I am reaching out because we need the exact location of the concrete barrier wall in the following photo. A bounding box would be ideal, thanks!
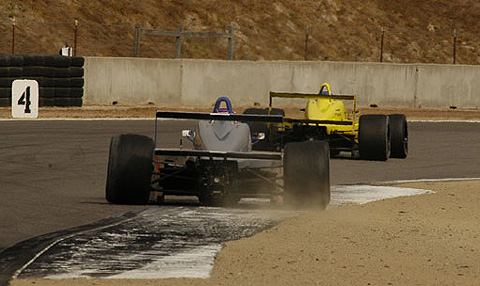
[84,57,182,104]
[84,57,480,109]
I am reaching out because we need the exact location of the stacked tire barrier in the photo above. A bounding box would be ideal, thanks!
[0,54,84,107]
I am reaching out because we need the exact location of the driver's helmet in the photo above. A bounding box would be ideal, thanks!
[213,96,235,113]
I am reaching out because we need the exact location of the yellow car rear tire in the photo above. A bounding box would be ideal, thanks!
[389,114,408,159]
[359,115,391,161]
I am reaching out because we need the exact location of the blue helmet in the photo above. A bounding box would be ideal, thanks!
[213,97,234,113]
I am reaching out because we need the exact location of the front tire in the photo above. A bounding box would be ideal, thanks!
[106,134,154,204]
[284,141,330,209]
[359,115,391,161]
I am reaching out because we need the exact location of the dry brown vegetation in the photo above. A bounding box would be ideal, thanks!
[0,0,479,64]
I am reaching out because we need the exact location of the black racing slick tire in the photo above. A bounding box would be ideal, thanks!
[106,134,154,205]
[70,56,85,67]
[54,68,71,78]
[0,67,10,77]
[54,97,70,107]
[39,87,55,98]
[0,88,11,98]
[8,55,24,66]
[23,54,45,66]
[284,140,330,209]
[0,55,9,67]
[389,114,408,159]
[0,78,13,88]
[69,97,83,107]
[23,66,45,77]
[69,67,84,77]
[359,114,391,161]
[40,98,55,107]
[0,97,10,107]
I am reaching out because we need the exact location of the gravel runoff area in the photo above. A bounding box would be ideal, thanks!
[10,180,480,285]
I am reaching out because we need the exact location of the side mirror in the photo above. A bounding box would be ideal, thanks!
[182,130,195,141]
[252,132,266,141]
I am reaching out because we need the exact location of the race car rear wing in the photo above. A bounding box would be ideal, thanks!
[284,118,353,125]
[269,92,356,110]
[156,111,284,123]
[269,92,356,101]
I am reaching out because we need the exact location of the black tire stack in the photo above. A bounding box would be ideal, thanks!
[0,54,84,107]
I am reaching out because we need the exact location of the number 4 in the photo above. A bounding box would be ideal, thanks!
[17,86,31,114]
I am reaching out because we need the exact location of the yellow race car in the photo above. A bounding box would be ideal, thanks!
[244,83,408,161]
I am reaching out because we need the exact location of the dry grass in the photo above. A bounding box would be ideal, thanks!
[0,1,479,64]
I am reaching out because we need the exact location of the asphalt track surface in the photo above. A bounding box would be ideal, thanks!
[1,120,480,281]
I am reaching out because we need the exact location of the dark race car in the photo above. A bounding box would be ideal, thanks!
[106,97,330,209]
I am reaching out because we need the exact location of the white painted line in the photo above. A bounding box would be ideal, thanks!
[330,185,433,206]
[243,185,434,207]
[106,244,223,279]
[11,216,138,279]
[380,177,480,185]
[409,119,480,123]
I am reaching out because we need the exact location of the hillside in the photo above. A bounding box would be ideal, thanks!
[1,0,479,64]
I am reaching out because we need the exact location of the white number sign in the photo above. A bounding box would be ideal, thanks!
[12,79,39,119]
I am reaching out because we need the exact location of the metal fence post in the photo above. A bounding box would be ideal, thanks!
[175,26,184,59]
[453,29,458,64]
[73,19,78,56]
[227,26,235,60]
[380,27,385,62]
[11,17,16,54]
[304,26,310,60]
[133,24,141,57]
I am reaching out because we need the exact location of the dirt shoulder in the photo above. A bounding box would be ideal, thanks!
[2,105,480,120]
[11,180,480,286]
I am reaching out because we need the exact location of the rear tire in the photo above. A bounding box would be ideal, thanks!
[106,134,154,204]
[359,115,391,161]
[389,114,408,158]
[284,141,330,209]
